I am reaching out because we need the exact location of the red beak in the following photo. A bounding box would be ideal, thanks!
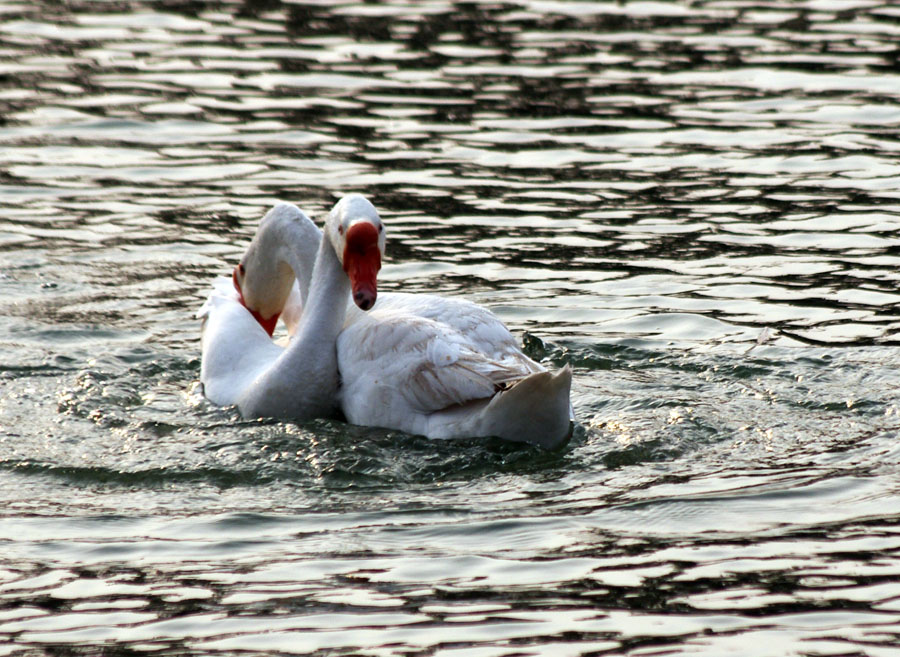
[343,222,381,310]
[232,264,279,336]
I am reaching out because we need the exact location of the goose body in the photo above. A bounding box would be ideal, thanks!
[337,293,572,448]
[199,274,284,407]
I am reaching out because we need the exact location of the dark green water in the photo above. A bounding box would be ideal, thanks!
[2,1,900,654]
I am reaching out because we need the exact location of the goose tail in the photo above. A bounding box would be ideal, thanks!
[479,364,573,449]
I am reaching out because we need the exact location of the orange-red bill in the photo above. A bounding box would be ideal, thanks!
[232,264,279,336]
[343,222,381,310]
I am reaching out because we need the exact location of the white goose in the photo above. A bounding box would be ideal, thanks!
[198,195,383,422]
[200,195,573,449]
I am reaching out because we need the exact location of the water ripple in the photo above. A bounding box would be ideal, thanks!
[2,0,900,654]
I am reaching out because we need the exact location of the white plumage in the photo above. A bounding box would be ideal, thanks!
[200,197,573,449]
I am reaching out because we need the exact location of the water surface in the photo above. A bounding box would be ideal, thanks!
[2,1,900,655]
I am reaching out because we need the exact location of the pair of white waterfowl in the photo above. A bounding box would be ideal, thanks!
[198,195,573,449]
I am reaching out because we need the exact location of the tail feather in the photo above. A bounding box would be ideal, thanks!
[479,364,573,449]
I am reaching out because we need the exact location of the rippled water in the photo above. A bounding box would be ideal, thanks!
[2,0,900,654]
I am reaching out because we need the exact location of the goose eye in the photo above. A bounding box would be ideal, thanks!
[338,225,344,235]
[378,224,383,233]
[238,263,245,275]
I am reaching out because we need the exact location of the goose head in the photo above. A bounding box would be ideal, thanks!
[232,203,320,337]
[325,194,385,311]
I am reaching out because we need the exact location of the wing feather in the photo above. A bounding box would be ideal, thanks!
[338,305,543,419]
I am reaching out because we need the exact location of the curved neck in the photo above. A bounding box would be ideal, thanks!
[294,235,349,345]
[242,204,322,318]
[272,221,321,308]
[237,233,348,421]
